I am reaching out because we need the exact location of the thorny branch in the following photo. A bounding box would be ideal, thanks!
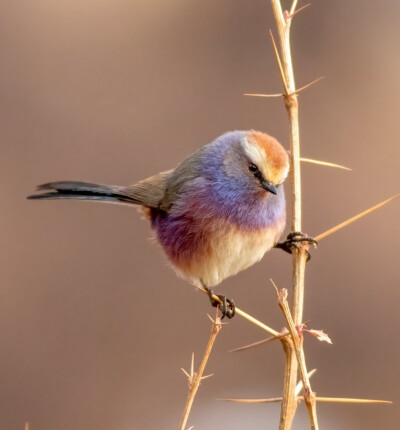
[269,0,315,428]
[273,284,318,430]
[179,312,222,430]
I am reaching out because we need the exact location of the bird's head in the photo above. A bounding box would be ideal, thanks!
[219,130,289,197]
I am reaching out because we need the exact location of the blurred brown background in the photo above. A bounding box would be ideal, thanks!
[1,1,399,429]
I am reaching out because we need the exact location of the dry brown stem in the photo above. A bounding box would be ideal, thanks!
[178,312,222,430]
[254,3,396,429]
[269,0,312,428]
[273,283,318,430]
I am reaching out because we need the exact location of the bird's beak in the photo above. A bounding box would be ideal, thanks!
[261,180,277,195]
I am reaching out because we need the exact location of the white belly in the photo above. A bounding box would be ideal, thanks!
[172,219,285,288]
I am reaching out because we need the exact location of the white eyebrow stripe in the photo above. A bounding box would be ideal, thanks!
[241,136,290,185]
[241,137,266,170]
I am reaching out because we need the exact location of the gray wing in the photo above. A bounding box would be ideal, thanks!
[28,146,208,211]
[121,170,173,208]
[157,147,206,212]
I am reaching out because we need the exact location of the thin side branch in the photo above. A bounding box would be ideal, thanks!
[243,75,322,99]
[289,0,300,16]
[179,312,222,430]
[310,397,392,404]
[229,335,280,352]
[244,92,284,98]
[220,396,392,404]
[195,285,280,337]
[315,194,400,241]
[293,76,324,95]
[289,3,311,18]
[222,397,283,403]
[300,157,352,171]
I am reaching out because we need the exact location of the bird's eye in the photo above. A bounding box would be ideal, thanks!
[248,163,263,181]
[248,163,258,173]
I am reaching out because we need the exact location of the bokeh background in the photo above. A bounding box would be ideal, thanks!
[1,1,399,429]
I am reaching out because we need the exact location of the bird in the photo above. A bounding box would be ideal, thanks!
[28,130,290,318]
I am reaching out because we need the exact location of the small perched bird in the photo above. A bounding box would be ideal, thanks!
[28,130,290,318]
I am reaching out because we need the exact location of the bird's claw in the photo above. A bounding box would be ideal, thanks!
[275,231,317,261]
[204,287,235,319]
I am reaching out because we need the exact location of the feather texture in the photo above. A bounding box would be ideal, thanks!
[27,171,172,209]
[28,130,289,288]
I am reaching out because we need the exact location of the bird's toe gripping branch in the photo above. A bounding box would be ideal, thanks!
[275,231,318,261]
[204,287,236,319]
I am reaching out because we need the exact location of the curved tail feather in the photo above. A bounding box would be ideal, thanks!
[27,181,140,205]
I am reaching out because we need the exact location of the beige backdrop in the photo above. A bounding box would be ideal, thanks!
[1,1,399,429]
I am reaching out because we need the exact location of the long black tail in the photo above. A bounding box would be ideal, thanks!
[27,181,139,205]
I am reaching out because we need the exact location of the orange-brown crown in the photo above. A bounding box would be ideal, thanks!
[242,131,289,185]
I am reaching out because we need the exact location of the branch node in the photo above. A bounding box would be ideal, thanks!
[283,10,291,23]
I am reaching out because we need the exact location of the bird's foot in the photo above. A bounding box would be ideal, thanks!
[275,231,317,261]
[204,287,235,319]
